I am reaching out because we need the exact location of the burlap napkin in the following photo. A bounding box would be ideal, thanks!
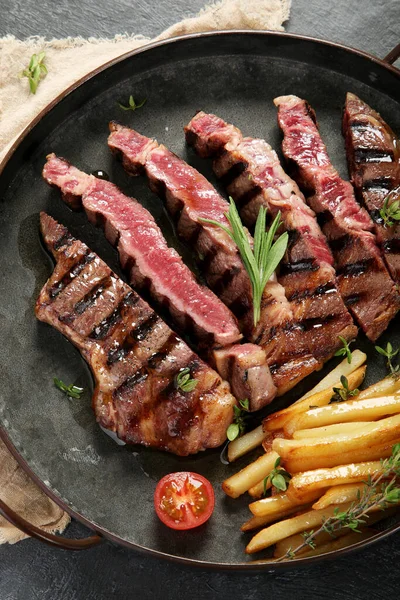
[0,0,290,544]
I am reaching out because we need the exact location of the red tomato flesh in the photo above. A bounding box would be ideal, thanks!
[154,472,215,530]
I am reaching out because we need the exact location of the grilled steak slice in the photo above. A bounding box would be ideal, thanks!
[275,94,400,341]
[108,123,321,395]
[42,154,241,349]
[36,213,236,455]
[185,112,357,361]
[42,154,276,409]
[343,92,400,282]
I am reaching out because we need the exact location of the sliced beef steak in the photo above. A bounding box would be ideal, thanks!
[185,112,357,361]
[275,94,400,341]
[43,154,276,409]
[36,213,236,455]
[108,123,321,395]
[343,92,400,282]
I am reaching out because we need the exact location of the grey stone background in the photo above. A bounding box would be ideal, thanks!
[1,0,400,598]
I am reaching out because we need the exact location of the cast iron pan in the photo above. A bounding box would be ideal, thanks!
[1,31,400,570]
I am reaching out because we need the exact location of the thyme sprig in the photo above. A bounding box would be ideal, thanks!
[375,342,400,376]
[54,378,84,399]
[175,368,198,393]
[118,95,146,111]
[263,456,292,494]
[380,188,400,227]
[200,200,288,326]
[278,443,400,561]
[227,399,250,441]
[330,375,359,403]
[334,336,354,364]
[20,52,47,94]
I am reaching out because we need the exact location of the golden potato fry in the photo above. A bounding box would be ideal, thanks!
[312,483,366,510]
[292,422,370,440]
[284,395,400,436]
[245,503,352,554]
[358,376,400,400]
[227,425,266,462]
[274,415,400,467]
[222,451,279,498]
[262,431,285,452]
[264,366,366,433]
[285,461,382,503]
[241,505,312,532]
[282,439,398,473]
[248,479,269,499]
[249,490,323,518]
[298,529,377,558]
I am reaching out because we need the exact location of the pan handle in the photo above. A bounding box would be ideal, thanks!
[0,497,103,550]
[383,43,400,65]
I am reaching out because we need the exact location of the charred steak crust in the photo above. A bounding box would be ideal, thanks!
[108,123,324,396]
[274,94,400,341]
[36,213,236,456]
[42,154,277,410]
[184,111,357,362]
[343,92,400,283]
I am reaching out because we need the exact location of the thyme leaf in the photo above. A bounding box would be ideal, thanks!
[54,378,84,399]
[175,368,198,393]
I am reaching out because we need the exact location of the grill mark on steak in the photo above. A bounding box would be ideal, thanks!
[49,250,95,299]
[107,314,161,364]
[275,94,400,340]
[184,111,357,369]
[36,213,236,455]
[74,278,110,315]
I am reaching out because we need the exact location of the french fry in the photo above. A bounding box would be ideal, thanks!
[284,395,400,436]
[249,490,323,517]
[262,430,285,452]
[273,415,400,468]
[241,506,312,532]
[248,479,268,499]
[273,509,396,557]
[282,439,399,473]
[285,462,382,503]
[292,422,370,440]
[358,376,400,400]
[297,350,367,401]
[298,529,377,558]
[227,425,266,462]
[246,503,352,554]
[264,366,366,433]
[222,451,279,498]
[312,483,366,510]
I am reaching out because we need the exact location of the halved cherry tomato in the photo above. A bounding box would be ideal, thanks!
[154,472,215,530]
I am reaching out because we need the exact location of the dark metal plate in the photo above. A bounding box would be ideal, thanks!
[1,32,400,569]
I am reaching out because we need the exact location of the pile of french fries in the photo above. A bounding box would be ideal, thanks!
[222,350,400,559]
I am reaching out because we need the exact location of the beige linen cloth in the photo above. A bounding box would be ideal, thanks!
[0,0,290,544]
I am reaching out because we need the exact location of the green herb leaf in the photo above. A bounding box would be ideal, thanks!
[375,342,400,376]
[118,95,147,112]
[227,423,240,441]
[200,200,288,326]
[175,368,198,393]
[380,188,400,227]
[263,457,292,493]
[54,378,84,399]
[20,52,47,94]
[226,398,250,441]
[334,336,354,364]
[330,375,359,403]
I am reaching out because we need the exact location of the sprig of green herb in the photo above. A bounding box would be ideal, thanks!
[175,368,198,393]
[227,399,250,441]
[263,456,292,494]
[380,189,400,227]
[54,378,84,399]
[375,342,400,376]
[118,95,146,111]
[20,52,47,94]
[200,200,288,326]
[330,375,359,403]
[334,336,354,364]
[278,443,400,561]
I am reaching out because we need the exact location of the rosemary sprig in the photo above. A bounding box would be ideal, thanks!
[200,199,288,325]
[330,375,359,403]
[279,443,400,561]
[54,378,84,399]
[375,342,400,376]
[334,336,354,364]
[227,399,250,441]
[20,51,47,94]
[118,95,146,111]
[263,456,292,494]
[175,368,198,393]
[380,188,400,227]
